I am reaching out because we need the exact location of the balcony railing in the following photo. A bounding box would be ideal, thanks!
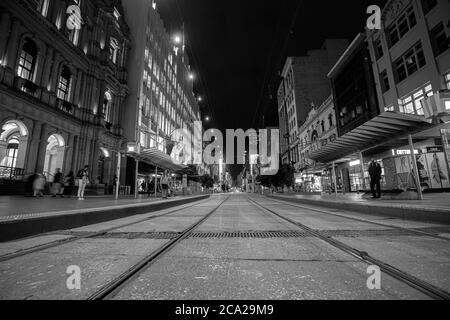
[56,98,75,114]
[0,166,25,180]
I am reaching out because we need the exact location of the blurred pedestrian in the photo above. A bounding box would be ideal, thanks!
[77,165,89,200]
[369,159,382,199]
[63,171,75,198]
[161,170,170,199]
[52,168,63,197]
[33,173,46,197]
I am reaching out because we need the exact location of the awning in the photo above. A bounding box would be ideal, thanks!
[309,112,435,163]
[133,148,187,172]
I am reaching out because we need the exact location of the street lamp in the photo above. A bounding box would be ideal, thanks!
[189,73,195,80]
[197,96,203,102]
[173,34,182,45]
[205,116,210,122]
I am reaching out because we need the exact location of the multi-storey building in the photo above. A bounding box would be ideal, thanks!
[277,39,348,166]
[0,0,130,194]
[308,0,450,194]
[297,95,337,191]
[121,0,201,192]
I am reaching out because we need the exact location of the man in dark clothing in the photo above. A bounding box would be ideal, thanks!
[368,160,382,199]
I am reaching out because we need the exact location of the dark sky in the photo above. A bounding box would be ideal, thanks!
[157,0,387,132]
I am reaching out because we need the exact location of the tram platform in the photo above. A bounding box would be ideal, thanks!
[267,192,450,225]
[0,194,210,242]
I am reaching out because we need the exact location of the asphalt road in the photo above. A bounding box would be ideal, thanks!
[0,194,449,300]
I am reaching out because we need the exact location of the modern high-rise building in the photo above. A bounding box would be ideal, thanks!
[277,39,348,166]
[121,0,201,192]
[0,0,130,194]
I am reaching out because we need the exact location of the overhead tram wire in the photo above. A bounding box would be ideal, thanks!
[172,0,217,127]
[251,0,304,129]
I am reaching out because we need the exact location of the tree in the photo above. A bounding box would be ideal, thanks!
[176,164,199,182]
[199,174,214,189]
[257,163,295,189]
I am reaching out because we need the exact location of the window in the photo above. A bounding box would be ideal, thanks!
[395,42,426,83]
[104,92,112,122]
[421,0,437,14]
[4,138,19,168]
[109,38,120,64]
[385,105,395,112]
[37,0,50,17]
[113,7,121,20]
[380,70,390,92]
[387,6,417,47]
[445,72,450,89]
[57,66,72,101]
[328,114,333,128]
[17,39,37,81]
[430,23,449,57]
[374,39,384,59]
[399,84,433,115]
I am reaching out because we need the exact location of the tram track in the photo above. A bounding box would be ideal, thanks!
[0,197,212,263]
[88,196,230,300]
[265,195,450,241]
[247,196,450,300]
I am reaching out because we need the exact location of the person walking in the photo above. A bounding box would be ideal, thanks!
[33,173,46,197]
[52,168,63,197]
[77,165,89,200]
[63,171,75,198]
[160,170,170,199]
[368,159,382,199]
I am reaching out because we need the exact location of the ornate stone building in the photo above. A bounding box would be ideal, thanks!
[0,0,130,192]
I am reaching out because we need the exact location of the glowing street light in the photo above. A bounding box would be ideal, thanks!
[205,116,210,122]
[173,34,182,45]
[189,73,195,80]
[197,96,203,102]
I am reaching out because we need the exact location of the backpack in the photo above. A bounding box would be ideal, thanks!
[77,169,84,179]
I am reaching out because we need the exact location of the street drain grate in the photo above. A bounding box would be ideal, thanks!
[98,232,180,239]
[188,231,310,239]
[319,229,422,237]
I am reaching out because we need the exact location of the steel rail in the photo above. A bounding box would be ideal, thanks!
[264,195,450,241]
[88,196,230,300]
[0,197,212,263]
[247,196,450,300]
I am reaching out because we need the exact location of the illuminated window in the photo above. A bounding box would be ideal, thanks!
[445,72,450,89]
[37,0,50,17]
[109,38,120,64]
[17,39,37,81]
[4,138,19,168]
[400,84,433,115]
[113,7,121,20]
[57,66,72,101]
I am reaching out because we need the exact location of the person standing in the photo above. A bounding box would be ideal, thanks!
[160,170,170,199]
[368,160,382,199]
[77,165,89,200]
[52,168,63,197]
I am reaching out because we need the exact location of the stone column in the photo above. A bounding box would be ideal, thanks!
[0,12,11,63]
[15,136,29,170]
[73,69,83,107]
[64,133,75,173]
[35,124,49,174]
[25,121,43,173]
[5,18,21,70]
[33,48,47,84]
[49,53,61,92]
[0,140,8,165]
[40,46,54,88]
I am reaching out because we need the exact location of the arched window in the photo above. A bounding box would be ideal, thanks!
[37,0,50,17]
[109,38,120,64]
[103,91,112,123]
[321,120,325,133]
[17,39,38,81]
[328,114,334,128]
[57,66,72,101]
[5,137,19,168]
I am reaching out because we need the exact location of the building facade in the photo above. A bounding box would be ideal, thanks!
[308,0,450,194]
[297,95,337,191]
[277,39,348,166]
[121,0,201,192]
[0,0,130,193]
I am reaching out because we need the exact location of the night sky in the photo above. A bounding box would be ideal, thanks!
[157,0,387,177]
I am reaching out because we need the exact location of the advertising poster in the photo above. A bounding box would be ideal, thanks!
[425,153,450,189]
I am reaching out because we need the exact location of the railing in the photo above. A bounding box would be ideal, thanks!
[0,166,25,180]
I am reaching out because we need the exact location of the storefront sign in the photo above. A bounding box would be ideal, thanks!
[426,146,444,153]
